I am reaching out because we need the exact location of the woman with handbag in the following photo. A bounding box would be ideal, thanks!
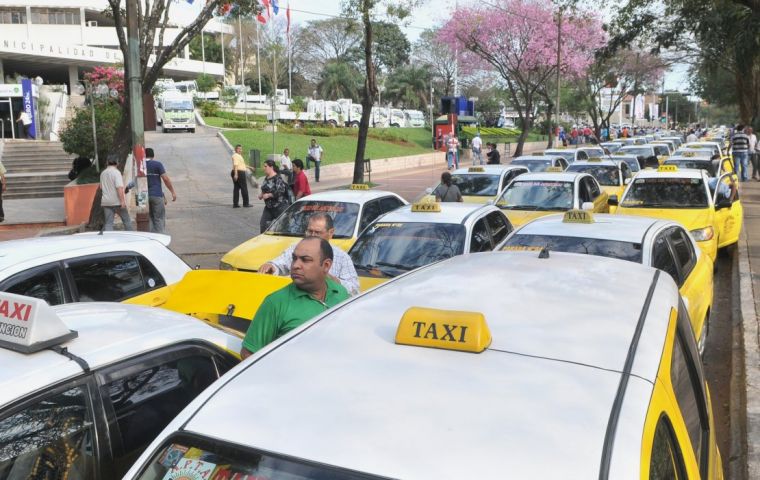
[433,171,463,202]
[258,159,290,233]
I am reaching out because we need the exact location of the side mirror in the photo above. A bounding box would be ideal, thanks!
[624,178,631,185]
[608,195,619,206]
[581,201,595,211]
[716,197,732,209]
[425,187,433,194]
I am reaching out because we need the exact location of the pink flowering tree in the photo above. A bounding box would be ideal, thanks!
[439,1,604,155]
[83,66,125,103]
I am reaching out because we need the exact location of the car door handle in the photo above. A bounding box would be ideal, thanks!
[150,297,166,306]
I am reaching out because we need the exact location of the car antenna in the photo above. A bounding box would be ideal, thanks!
[538,247,550,259]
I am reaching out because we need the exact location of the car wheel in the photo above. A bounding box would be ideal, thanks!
[698,310,710,357]
[189,128,195,134]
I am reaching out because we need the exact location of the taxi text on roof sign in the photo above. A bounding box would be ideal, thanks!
[349,183,370,190]
[395,306,492,353]
[563,209,594,224]
[0,292,77,353]
[546,166,564,172]
[658,165,679,172]
[468,166,485,172]
[411,202,441,213]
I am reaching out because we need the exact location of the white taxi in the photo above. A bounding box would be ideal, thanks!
[349,202,512,290]
[423,165,528,204]
[565,157,633,199]
[124,252,723,479]
[0,232,190,307]
[542,147,588,163]
[510,154,568,172]
[0,292,242,479]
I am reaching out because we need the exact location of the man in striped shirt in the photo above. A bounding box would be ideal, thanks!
[731,125,751,182]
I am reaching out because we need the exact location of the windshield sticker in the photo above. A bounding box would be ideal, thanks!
[516,181,569,188]
[300,204,346,213]
[373,223,404,228]
[502,245,543,251]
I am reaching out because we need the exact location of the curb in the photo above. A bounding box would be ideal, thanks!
[739,229,760,477]
[216,130,235,155]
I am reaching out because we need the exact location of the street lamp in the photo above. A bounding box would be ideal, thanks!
[75,80,119,172]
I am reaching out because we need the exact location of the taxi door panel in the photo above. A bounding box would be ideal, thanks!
[713,173,742,248]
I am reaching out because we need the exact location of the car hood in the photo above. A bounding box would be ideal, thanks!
[221,235,355,271]
[615,207,713,230]
[503,210,559,227]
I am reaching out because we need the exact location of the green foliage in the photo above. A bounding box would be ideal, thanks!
[290,96,306,113]
[223,120,258,129]
[189,34,229,65]
[59,100,122,169]
[351,21,411,74]
[73,165,101,185]
[221,87,238,107]
[385,65,430,110]
[196,73,216,93]
[197,100,219,118]
[318,61,362,99]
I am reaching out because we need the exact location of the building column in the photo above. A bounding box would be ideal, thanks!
[25,6,31,39]
[184,44,190,59]
[68,66,79,95]
[80,7,86,45]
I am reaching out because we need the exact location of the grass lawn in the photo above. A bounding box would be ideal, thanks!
[223,128,434,165]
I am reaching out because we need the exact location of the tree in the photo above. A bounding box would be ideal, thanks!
[385,65,430,109]
[196,73,216,92]
[439,1,602,156]
[189,33,228,65]
[60,100,123,166]
[413,28,456,96]
[351,21,411,75]
[292,18,362,83]
[318,61,362,99]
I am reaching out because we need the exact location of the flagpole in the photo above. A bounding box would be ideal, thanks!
[288,33,292,101]
[201,29,206,74]
[257,21,262,98]
[238,14,247,122]
[220,30,225,85]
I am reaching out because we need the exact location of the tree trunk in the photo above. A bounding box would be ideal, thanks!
[353,0,377,184]
[545,101,554,148]
[514,116,532,157]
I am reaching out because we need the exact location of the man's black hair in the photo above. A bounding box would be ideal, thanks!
[293,159,304,169]
[145,147,154,158]
[301,236,333,263]
[309,212,334,230]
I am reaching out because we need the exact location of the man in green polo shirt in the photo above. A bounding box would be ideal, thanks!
[241,236,350,358]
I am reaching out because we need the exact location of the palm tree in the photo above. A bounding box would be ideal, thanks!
[317,61,361,99]
[385,65,431,110]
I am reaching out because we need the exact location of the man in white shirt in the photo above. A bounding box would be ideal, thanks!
[259,213,360,295]
[748,127,758,180]
[15,111,33,139]
[686,129,698,143]
[471,133,483,165]
[307,138,324,182]
[100,155,133,231]
[447,134,460,170]
[279,147,293,187]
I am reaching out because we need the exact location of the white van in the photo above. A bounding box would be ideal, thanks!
[156,92,196,133]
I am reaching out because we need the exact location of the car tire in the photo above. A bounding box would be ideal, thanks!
[189,128,195,134]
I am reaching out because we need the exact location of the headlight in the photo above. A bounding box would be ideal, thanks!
[690,226,714,242]
[219,261,235,271]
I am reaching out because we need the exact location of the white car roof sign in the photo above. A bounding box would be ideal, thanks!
[0,292,77,353]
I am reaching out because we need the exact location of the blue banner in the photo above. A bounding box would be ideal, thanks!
[21,79,36,139]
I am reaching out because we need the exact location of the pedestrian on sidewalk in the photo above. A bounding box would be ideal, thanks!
[231,144,251,208]
[258,159,290,233]
[471,133,483,165]
[747,127,758,180]
[280,147,293,186]
[145,148,177,234]
[292,159,311,200]
[100,155,133,231]
[15,110,33,139]
[686,129,698,143]
[486,143,501,165]
[731,125,751,181]
[306,138,324,182]
[446,134,460,170]
[0,159,6,222]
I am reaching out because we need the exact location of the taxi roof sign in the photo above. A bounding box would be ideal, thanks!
[395,306,492,353]
[468,166,485,172]
[587,157,603,162]
[349,183,370,190]
[546,166,564,172]
[411,202,441,213]
[532,152,545,156]
[0,292,77,353]
[563,209,594,224]
[658,165,679,172]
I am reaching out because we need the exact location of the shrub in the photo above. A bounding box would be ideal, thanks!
[197,100,219,118]
[223,120,257,129]
[59,100,123,172]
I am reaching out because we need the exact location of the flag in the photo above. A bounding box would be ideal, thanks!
[257,12,267,24]
[286,2,291,34]
[272,0,279,15]
[261,0,271,16]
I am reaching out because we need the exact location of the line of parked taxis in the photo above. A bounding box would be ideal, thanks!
[0,129,741,479]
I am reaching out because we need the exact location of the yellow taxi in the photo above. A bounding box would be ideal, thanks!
[422,165,528,203]
[494,171,609,227]
[499,211,714,351]
[613,165,743,262]
[510,154,568,171]
[124,251,723,480]
[565,157,634,200]
[220,187,407,271]
[349,202,512,291]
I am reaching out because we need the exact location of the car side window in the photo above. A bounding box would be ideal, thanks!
[101,352,226,477]
[1,264,66,306]
[621,163,632,181]
[68,255,145,302]
[669,228,696,279]
[379,196,404,214]
[652,235,681,286]
[137,256,167,291]
[359,200,382,232]
[0,384,96,479]
[587,177,601,199]
[578,179,591,203]
[558,158,568,169]
[485,212,512,245]
[470,218,492,253]
[649,415,687,480]
[577,151,588,160]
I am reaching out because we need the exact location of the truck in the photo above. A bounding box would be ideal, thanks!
[266,99,342,124]
[404,110,425,128]
[155,91,196,133]
[175,80,220,100]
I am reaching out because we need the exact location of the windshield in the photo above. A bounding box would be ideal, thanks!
[653,145,670,156]
[566,165,619,186]
[621,177,708,208]
[267,201,360,238]
[615,157,640,172]
[164,100,193,111]
[675,149,713,158]
[544,151,575,161]
[665,160,717,176]
[621,147,652,157]
[350,222,466,277]
[502,234,642,263]
[496,180,574,210]
[512,159,553,172]
[135,436,378,480]
[602,143,623,153]
[451,174,501,196]
[581,148,605,157]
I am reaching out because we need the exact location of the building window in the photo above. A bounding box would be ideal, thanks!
[0,8,26,24]
[31,8,80,25]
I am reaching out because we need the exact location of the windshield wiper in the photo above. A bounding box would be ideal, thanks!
[267,232,304,237]
[353,264,392,277]
[375,261,414,271]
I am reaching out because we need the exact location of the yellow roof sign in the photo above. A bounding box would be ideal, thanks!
[468,166,485,172]
[349,183,370,190]
[587,157,603,162]
[683,152,696,157]
[563,209,594,224]
[411,202,441,212]
[395,306,492,353]
[546,166,564,172]
[532,152,545,156]
[658,165,679,172]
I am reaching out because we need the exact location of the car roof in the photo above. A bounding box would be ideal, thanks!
[544,148,576,153]
[378,203,497,224]
[0,302,240,409]
[568,159,619,167]
[451,165,524,175]
[511,172,583,182]
[620,145,654,150]
[634,169,706,179]
[0,232,171,272]
[173,252,678,479]
[512,156,557,162]
[513,213,674,243]
[300,189,403,203]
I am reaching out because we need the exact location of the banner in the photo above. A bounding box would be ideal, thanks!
[21,78,36,139]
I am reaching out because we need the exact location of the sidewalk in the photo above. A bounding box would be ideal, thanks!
[739,180,760,478]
